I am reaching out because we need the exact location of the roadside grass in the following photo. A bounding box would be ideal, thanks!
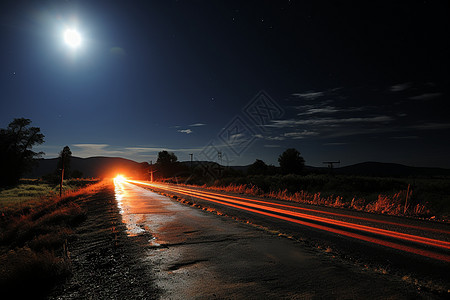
[0,180,102,299]
[195,174,450,220]
[0,180,54,207]
[0,178,100,218]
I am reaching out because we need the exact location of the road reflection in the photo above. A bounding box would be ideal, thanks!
[114,177,145,236]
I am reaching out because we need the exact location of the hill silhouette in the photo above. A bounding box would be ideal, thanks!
[26,157,450,179]
[333,162,450,177]
[27,156,146,179]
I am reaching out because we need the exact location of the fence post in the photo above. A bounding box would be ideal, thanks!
[403,184,411,214]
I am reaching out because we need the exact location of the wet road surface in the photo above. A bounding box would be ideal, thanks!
[114,179,436,299]
[130,181,450,263]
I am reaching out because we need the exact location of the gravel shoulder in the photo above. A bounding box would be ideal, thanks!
[49,180,159,299]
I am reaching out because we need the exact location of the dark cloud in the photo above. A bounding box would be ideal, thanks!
[409,93,442,101]
[390,83,411,92]
[291,91,325,100]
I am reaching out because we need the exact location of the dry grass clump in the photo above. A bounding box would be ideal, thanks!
[185,173,449,219]
[1,202,85,249]
[202,182,430,218]
[0,181,102,298]
[0,178,99,219]
[205,183,264,196]
[0,247,71,298]
[364,189,427,216]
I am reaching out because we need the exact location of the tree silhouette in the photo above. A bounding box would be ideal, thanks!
[57,146,72,179]
[278,148,305,175]
[247,159,268,175]
[155,150,179,178]
[0,118,44,186]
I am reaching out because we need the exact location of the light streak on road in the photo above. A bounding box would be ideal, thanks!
[155,182,449,234]
[126,179,450,262]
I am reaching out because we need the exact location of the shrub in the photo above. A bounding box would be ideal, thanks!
[0,247,71,298]
[0,182,100,297]
[197,174,437,218]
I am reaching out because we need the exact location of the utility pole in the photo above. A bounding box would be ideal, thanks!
[189,153,193,169]
[149,160,157,182]
[150,160,153,182]
[217,151,223,165]
[59,160,64,197]
[323,160,340,170]
[217,151,223,177]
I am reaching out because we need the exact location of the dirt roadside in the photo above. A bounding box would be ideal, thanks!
[49,180,158,299]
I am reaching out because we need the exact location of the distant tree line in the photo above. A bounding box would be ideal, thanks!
[149,148,306,183]
[247,148,305,176]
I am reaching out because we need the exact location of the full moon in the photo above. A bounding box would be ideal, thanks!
[64,29,81,48]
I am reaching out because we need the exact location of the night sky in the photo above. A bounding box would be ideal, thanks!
[1,1,449,168]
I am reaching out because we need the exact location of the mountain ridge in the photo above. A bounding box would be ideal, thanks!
[26,157,450,179]
[26,156,146,178]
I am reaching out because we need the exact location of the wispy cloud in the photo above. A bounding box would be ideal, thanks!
[268,116,393,128]
[189,123,207,127]
[390,136,419,139]
[225,133,250,146]
[125,146,202,153]
[174,123,206,134]
[411,123,450,130]
[255,134,285,141]
[124,147,163,153]
[323,142,348,146]
[291,91,324,100]
[178,129,193,134]
[72,144,126,157]
[255,130,319,141]
[290,87,343,101]
[283,130,319,139]
[254,84,450,148]
[409,93,442,101]
[296,105,364,116]
[73,144,202,158]
[390,82,411,92]
[297,106,338,115]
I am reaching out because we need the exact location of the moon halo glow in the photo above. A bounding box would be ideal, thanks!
[64,29,81,48]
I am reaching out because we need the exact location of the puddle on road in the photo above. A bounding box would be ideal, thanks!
[114,180,146,236]
[114,179,178,245]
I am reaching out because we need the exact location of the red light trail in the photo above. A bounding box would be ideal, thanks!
[126,179,450,262]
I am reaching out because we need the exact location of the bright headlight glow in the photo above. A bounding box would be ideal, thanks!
[64,29,81,48]
[114,175,126,183]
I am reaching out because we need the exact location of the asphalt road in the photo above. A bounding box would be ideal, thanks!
[135,181,450,261]
[115,179,449,299]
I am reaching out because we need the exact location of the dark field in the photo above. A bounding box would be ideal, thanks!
[200,174,450,221]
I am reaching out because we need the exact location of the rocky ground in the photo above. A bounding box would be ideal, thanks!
[49,181,159,299]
